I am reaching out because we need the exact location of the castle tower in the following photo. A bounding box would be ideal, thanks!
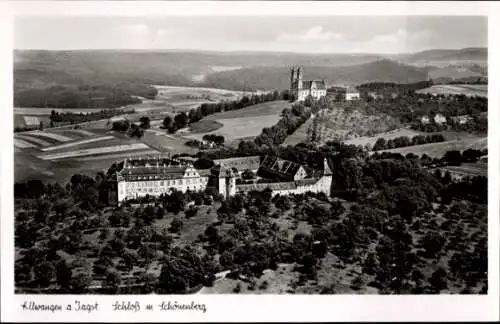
[323,157,333,176]
[322,157,333,197]
[297,66,303,90]
[218,165,236,199]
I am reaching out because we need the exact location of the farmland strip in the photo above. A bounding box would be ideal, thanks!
[16,134,52,147]
[41,136,115,152]
[14,139,36,149]
[23,116,41,126]
[38,143,151,160]
[28,130,73,142]
[76,149,159,161]
[69,129,96,137]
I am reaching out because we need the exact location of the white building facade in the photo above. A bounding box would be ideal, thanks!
[116,156,333,204]
[290,67,327,101]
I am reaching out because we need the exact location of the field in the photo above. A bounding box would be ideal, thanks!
[13,84,255,182]
[416,84,487,98]
[152,85,250,114]
[345,128,423,147]
[185,101,291,145]
[376,136,487,158]
[13,127,162,183]
[282,117,314,146]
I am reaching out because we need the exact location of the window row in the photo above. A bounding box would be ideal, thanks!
[125,178,207,188]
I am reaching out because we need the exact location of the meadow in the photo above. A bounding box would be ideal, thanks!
[344,128,423,147]
[416,84,487,98]
[376,136,487,158]
[185,101,292,145]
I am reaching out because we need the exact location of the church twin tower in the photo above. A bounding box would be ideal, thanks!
[290,66,304,91]
[289,66,327,101]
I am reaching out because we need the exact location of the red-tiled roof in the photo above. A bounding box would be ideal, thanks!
[236,182,297,192]
[213,156,261,171]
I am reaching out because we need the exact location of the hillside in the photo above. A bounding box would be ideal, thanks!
[202,60,429,91]
[14,49,487,98]
[393,47,487,64]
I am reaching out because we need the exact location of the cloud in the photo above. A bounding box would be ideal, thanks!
[115,24,150,36]
[277,26,343,42]
[156,28,173,38]
[353,28,434,53]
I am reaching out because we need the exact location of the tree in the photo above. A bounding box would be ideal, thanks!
[363,252,380,275]
[162,116,173,129]
[34,261,56,287]
[185,206,198,219]
[55,260,72,289]
[169,218,184,233]
[373,138,387,151]
[241,169,255,181]
[70,271,92,293]
[204,225,219,244]
[139,116,151,129]
[429,267,448,293]
[194,157,214,170]
[106,269,122,293]
[214,135,225,146]
[174,112,188,130]
[442,150,462,166]
[99,228,110,241]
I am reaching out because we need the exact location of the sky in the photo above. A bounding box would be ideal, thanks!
[14,16,487,54]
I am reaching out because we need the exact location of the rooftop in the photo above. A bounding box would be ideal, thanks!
[213,156,261,172]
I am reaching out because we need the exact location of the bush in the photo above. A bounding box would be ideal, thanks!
[169,218,184,233]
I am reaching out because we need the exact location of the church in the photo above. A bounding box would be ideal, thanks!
[290,66,327,101]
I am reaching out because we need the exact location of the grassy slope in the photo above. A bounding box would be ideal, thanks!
[377,136,487,158]
[416,84,487,98]
[185,101,292,143]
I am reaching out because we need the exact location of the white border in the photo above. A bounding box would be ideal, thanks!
[1,1,499,322]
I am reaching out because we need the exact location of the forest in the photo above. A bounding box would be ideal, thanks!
[14,139,487,294]
[15,82,157,109]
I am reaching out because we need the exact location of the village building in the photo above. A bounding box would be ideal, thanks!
[450,114,473,125]
[345,87,360,101]
[421,116,431,124]
[290,67,327,101]
[116,154,333,203]
[434,113,447,125]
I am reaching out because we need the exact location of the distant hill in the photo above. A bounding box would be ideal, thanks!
[200,59,430,91]
[14,48,486,95]
[392,47,487,64]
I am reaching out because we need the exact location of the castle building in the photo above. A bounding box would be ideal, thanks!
[290,67,327,101]
[116,155,333,204]
[345,87,360,101]
[116,156,211,203]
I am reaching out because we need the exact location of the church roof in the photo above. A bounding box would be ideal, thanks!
[302,80,327,90]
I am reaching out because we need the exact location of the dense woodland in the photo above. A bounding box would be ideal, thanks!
[14,140,487,294]
[15,83,157,109]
